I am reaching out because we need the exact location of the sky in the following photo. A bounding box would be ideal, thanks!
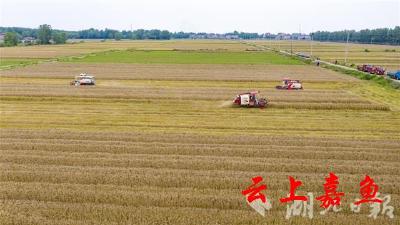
[0,0,399,33]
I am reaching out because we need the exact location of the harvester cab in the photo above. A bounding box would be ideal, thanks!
[71,73,96,86]
[232,91,268,108]
[276,78,303,90]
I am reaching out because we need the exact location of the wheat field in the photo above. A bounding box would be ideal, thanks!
[1,40,399,225]
[248,40,400,71]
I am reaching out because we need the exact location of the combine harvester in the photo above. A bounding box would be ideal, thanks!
[276,78,303,90]
[70,73,96,86]
[232,91,268,108]
[357,64,385,75]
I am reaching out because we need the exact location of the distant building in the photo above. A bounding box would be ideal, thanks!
[225,34,239,39]
[0,33,5,43]
[275,33,311,40]
[275,33,291,40]
[291,33,311,40]
[262,33,276,39]
[22,37,37,45]
[190,34,207,39]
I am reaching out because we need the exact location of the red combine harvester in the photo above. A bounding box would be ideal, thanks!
[373,67,385,75]
[232,91,268,108]
[357,65,385,75]
[276,78,303,90]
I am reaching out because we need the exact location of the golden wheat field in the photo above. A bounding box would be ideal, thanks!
[249,40,400,71]
[0,40,399,225]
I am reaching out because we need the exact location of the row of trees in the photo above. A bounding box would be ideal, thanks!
[2,25,399,45]
[76,28,172,40]
[1,24,67,46]
[76,29,264,40]
[312,27,400,45]
[0,26,273,41]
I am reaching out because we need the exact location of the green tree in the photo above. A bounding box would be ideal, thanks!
[4,32,19,46]
[114,32,122,40]
[38,24,52,44]
[53,32,67,44]
[160,30,171,40]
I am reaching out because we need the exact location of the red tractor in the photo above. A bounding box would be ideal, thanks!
[373,66,385,75]
[357,65,385,75]
[232,91,268,108]
[357,64,374,73]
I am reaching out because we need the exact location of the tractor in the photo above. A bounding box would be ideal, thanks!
[70,73,96,86]
[357,64,385,75]
[232,91,268,108]
[276,78,303,90]
[373,66,385,75]
[357,64,374,73]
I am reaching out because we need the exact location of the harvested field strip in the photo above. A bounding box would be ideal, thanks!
[0,82,368,96]
[1,153,399,176]
[1,182,246,210]
[3,137,399,151]
[2,129,399,148]
[0,77,354,90]
[2,199,394,225]
[2,91,373,104]
[2,98,397,135]
[1,182,398,213]
[2,165,399,195]
[0,199,265,225]
[0,63,358,82]
[2,142,399,159]
[0,147,399,163]
[0,87,367,101]
[1,91,383,109]
[2,114,398,136]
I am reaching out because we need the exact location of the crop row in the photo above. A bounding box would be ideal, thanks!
[0,62,357,82]
[4,198,389,225]
[2,129,399,149]
[1,140,399,161]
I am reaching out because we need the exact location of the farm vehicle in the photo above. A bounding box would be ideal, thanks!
[387,70,400,80]
[70,73,96,86]
[276,78,303,90]
[232,91,268,108]
[357,65,385,75]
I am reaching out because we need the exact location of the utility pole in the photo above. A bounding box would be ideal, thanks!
[291,36,293,55]
[310,32,313,57]
[268,34,272,50]
[278,38,281,52]
[344,31,350,64]
[130,24,133,39]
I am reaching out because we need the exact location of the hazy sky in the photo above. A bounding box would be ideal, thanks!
[0,0,399,33]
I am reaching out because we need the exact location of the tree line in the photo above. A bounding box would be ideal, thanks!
[1,25,399,46]
[312,27,400,45]
[1,24,67,46]
[0,26,266,41]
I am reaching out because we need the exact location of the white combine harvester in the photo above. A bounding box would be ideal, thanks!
[232,91,268,108]
[70,73,96,86]
[275,78,303,90]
